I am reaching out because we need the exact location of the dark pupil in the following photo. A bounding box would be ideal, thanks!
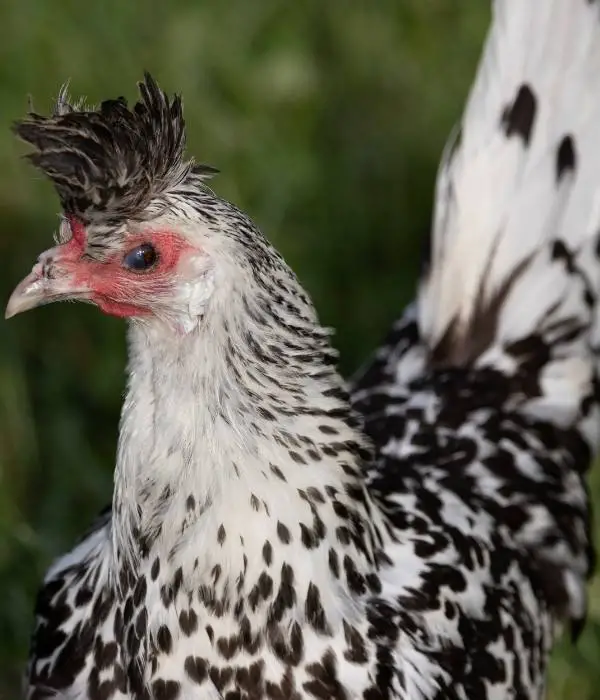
[124,244,157,271]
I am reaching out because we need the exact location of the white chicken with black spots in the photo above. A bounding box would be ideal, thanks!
[6,1,600,698]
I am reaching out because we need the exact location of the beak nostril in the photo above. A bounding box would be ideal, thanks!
[5,253,90,320]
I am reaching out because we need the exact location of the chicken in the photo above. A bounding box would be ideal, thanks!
[5,1,599,699]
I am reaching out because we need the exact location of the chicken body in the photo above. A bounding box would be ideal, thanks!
[10,2,600,699]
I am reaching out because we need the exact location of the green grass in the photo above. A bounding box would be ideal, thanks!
[0,2,598,696]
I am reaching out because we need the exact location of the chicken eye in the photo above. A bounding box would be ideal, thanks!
[123,243,158,271]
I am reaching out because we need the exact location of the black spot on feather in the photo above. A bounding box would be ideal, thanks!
[501,84,537,145]
[556,135,576,182]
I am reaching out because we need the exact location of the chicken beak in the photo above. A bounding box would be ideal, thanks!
[5,252,89,319]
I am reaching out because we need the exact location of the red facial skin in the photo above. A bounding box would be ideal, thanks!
[63,217,193,318]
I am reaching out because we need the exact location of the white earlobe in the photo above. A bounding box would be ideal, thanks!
[177,254,215,333]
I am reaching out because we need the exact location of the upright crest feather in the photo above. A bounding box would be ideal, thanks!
[13,73,215,226]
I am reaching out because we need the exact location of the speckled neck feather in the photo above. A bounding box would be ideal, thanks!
[113,260,388,607]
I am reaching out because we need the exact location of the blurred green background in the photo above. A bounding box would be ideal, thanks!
[0,1,599,697]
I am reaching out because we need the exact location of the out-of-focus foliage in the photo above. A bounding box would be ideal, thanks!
[0,2,598,697]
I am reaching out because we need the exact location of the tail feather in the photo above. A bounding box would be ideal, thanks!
[418,0,600,629]
[352,0,600,637]
[420,0,600,439]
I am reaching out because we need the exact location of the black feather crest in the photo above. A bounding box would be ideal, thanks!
[13,72,216,226]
